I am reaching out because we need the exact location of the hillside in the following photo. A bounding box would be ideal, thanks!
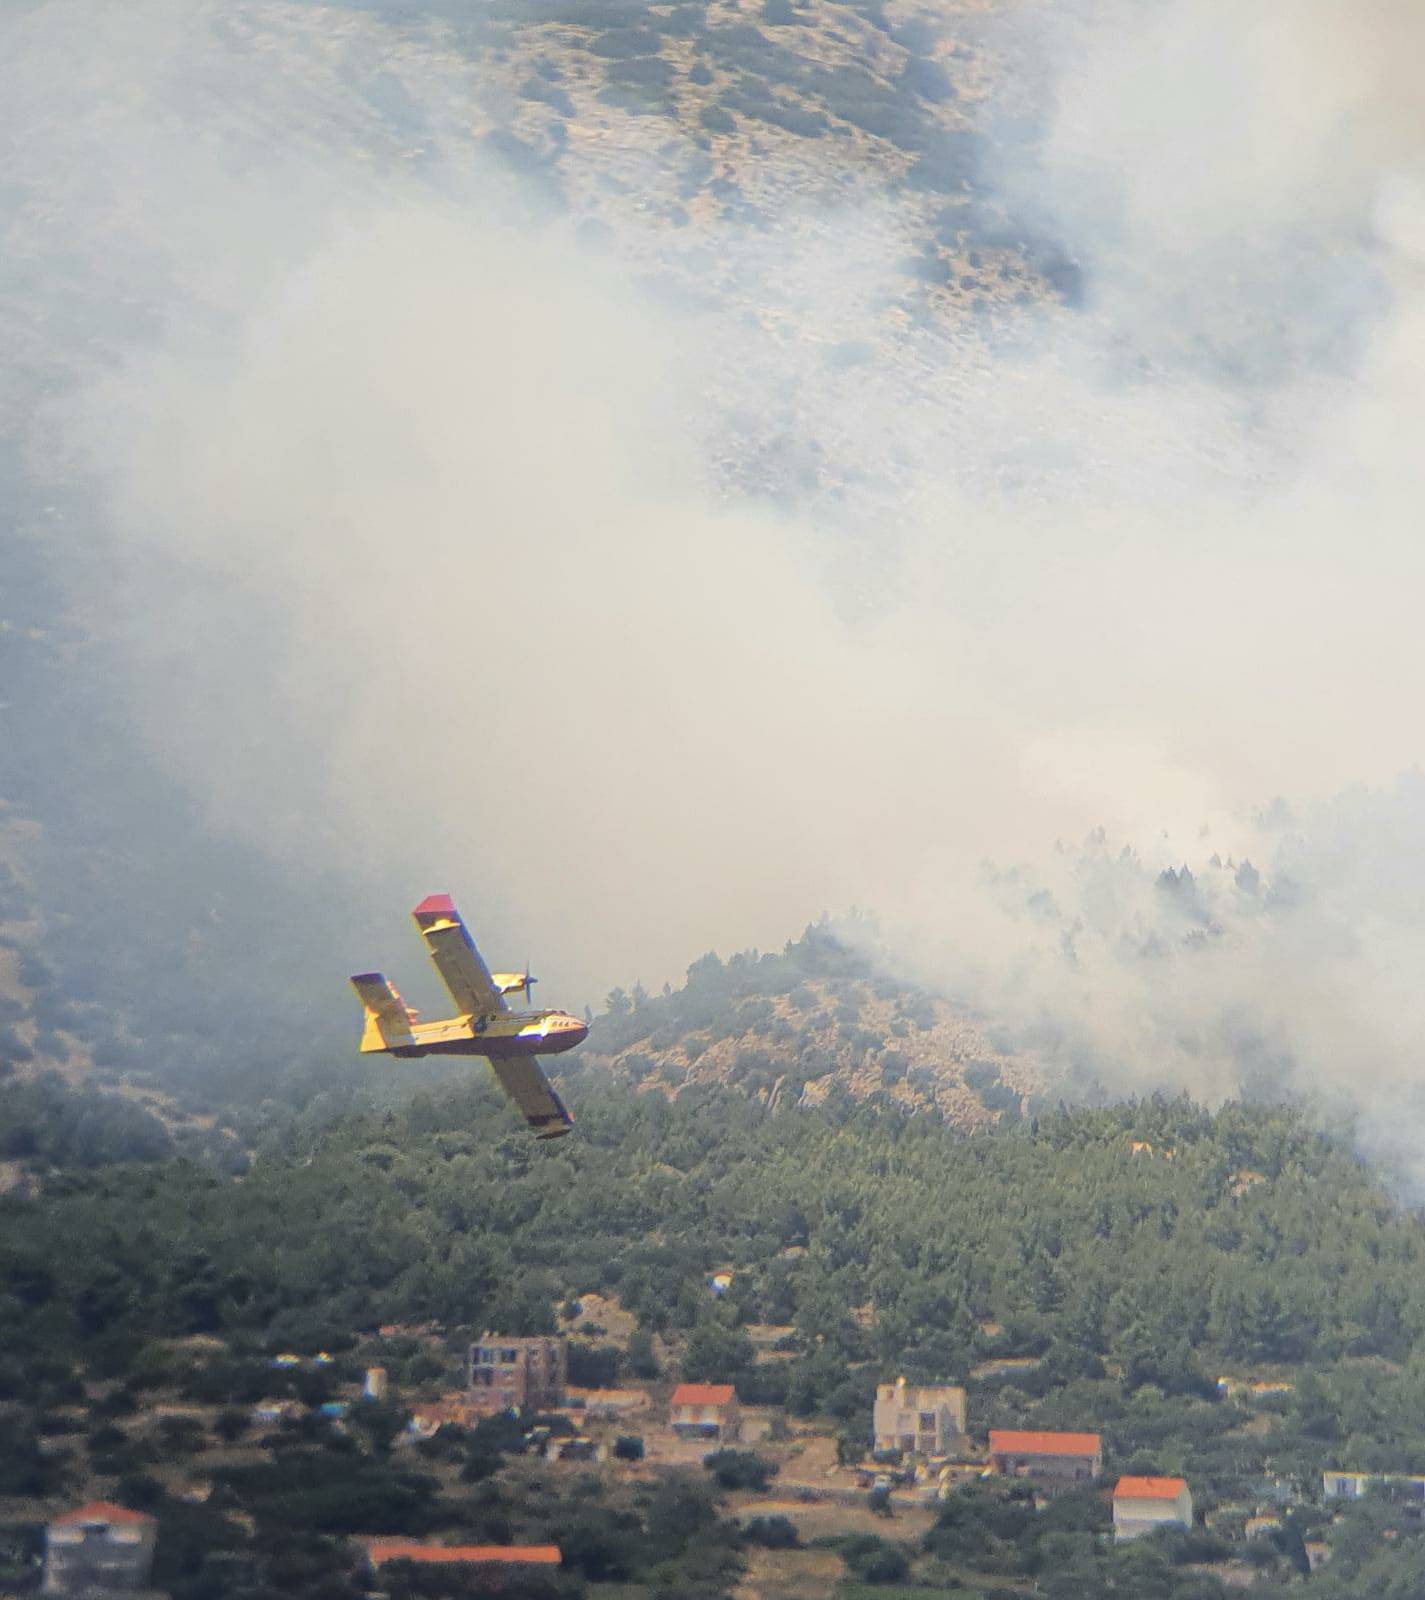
[7,1082,1425,1595]
[578,922,1042,1128]
[324,0,1078,514]
[6,3,1425,1596]
[446,0,1071,309]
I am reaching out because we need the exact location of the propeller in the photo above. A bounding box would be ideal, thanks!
[523,963,538,1008]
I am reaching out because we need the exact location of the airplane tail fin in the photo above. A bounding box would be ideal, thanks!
[351,972,418,1053]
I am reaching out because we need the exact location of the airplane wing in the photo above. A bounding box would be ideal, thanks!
[412,895,506,1020]
[490,1057,575,1140]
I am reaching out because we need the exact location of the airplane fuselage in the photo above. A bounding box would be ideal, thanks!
[383,1008,588,1060]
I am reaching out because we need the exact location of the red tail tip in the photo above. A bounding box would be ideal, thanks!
[412,893,457,918]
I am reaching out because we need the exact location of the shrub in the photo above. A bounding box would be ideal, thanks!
[518,77,575,116]
[906,133,980,193]
[703,1448,778,1491]
[568,1343,621,1388]
[737,1364,791,1407]
[859,1542,911,1582]
[597,82,671,115]
[482,129,551,179]
[156,1416,207,1454]
[127,1342,178,1391]
[901,54,956,102]
[841,1532,910,1582]
[589,27,662,57]
[213,1407,249,1444]
[606,56,676,89]
[744,1513,799,1547]
[114,1472,164,1511]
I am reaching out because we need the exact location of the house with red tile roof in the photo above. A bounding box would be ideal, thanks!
[987,1430,1102,1490]
[46,1502,159,1595]
[1113,1476,1193,1541]
[363,1541,562,1570]
[668,1382,741,1442]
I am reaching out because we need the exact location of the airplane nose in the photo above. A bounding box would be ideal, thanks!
[540,1015,587,1051]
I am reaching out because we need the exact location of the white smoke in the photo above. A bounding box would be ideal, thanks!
[6,0,1425,1142]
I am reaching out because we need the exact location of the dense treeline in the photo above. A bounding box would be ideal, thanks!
[0,1073,174,1168]
[7,1082,1425,1495]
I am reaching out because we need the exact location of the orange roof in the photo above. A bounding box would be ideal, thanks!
[365,1542,560,1567]
[1115,1476,1188,1499]
[53,1502,155,1528]
[670,1383,736,1407]
[988,1430,1101,1457]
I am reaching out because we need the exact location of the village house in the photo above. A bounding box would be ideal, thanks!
[1323,1469,1374,1500]
[873,1377,968,1457]
[362,1542,561,1585]
[1323,1470,1425,1511]
[465,1334,567,1413]
[1113,1476,1194,1542]
[44,1502,160,1596]
[668,1382,741,1442]
[988,1430,1102,1489]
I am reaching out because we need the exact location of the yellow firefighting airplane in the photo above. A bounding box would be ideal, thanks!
[350,895,582,1139]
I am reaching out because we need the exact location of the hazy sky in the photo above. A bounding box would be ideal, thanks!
[6,0,1425,1136]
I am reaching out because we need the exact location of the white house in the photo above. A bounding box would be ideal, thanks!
[668,1383,740,1442]
[1113,1476,1193,1542]
[45,1503,158,1594]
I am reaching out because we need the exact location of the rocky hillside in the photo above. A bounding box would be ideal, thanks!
[451,0,1069,305]
[576,921,1042,1127]
[232,0,1078,516]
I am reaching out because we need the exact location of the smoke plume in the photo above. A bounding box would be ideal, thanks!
[5,0,1425,1139]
